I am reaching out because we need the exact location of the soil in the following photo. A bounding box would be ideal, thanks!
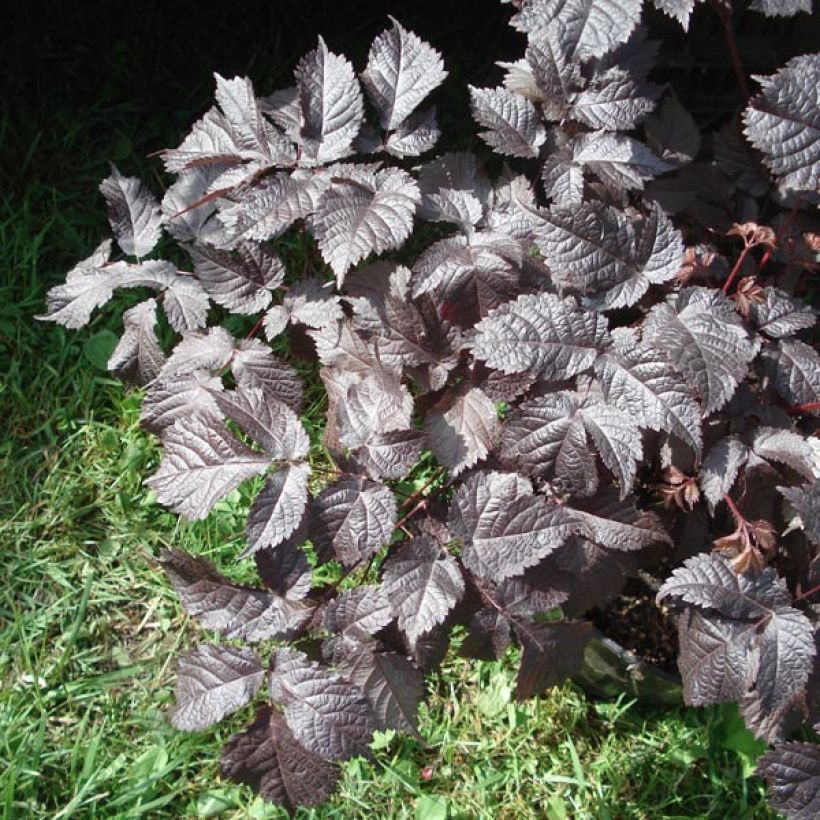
[590,577,680,676]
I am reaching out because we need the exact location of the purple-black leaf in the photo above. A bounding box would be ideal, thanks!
[244,463,311,556]
[380,536,464,647]
[470,292,610,380]
[107,298,165,385]
[270,648,375,761]
[362,17,447,132]
[171,644,265,731]
[220,706,340,812]
[514,620,593,700]
[99,166,163,258]
[426,385,500,476]
[309,477,397,568]
[449,471,572,582]
[744,54,820,193]
[757,741,820,820]
[145,415,270,520]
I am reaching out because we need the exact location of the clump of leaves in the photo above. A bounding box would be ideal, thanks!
[39,1,820,816]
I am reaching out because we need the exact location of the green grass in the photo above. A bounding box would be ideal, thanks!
[0,4,778,816]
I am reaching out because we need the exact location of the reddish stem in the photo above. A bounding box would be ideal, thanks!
[757,198,805,274]
[722,493,745,527]
[788,401,820,415]
[712,0,750,101]
[723,243,753,294]
[796,583,820,602]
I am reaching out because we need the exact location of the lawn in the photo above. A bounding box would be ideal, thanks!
[0,1,781,817]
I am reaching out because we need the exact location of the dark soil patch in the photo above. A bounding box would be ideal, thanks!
[590,577,680,676]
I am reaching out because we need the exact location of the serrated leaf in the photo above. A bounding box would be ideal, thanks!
[255,539,313,600]
[384,106,441,157]
[309,477,397,567]
[449,471,572,582]
[595,344,702,455]
[355,429,425,481]
[572,67,655,131]
[107,298,165,385]
[331,644,425,738]
[426,385,499,476]
[514,620,593,699]
[362,17,447,131]
[534,201,682,310]
[658,552,791,618]
[171,644,265,731]
[161,167,224,244]
[324,586,393,642]
[644,286,758,414]
[568,490,671,552]
[470,292,609,379]
[750,0,813,15]
[336,367,413,450]
[743,54,820,193]
[218,170,327,247]
[145,415,270,520]
[763,338,820,412]
[141,371,224,435]
[244,464,311,557]
[511,0,642,62]
[751,427,817,480]
[190,243,284,315]
[159,548,312,642]
[99,166,162,258]
[469,86,546,158]
[270,649,375,761]
[220,706,340,811]
[381,536,464,646]
[757,741,820,820]
[161,274,210,333]
[232,340,304,414]
[310,167,419,284]
[282,278,343,329]
[501,392,642,497]
[652,1,698,29]
[751,288,816,338]
[296,37,364,165]
[572,131,671,194]
[208,386,309,460]
[160,548,270,631]
[644,90,700,162]
[159,326,235,379]
[780,481,820,546]
[756,606,815,713]
[699,435,750,510]
[677,609,760,706]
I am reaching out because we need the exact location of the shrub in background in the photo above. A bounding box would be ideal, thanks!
[38,1,820,815]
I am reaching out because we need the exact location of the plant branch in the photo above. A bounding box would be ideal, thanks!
[722,243,753,294]
[711,0,750,101]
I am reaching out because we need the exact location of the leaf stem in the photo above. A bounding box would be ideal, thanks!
[711,0,750,101]
[722,243,752,294]
[788,400,820,415]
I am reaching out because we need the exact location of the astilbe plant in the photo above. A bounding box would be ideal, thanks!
[38,1,820,815]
